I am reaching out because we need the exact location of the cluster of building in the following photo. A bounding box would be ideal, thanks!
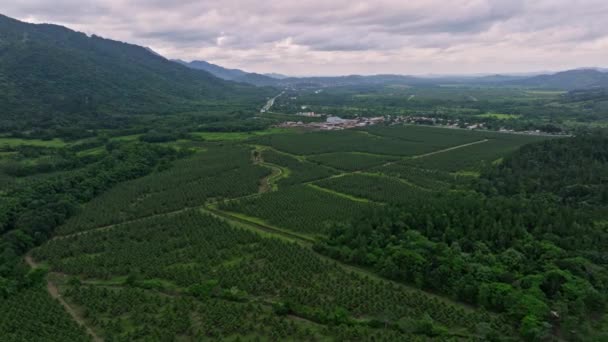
[295,112,323,117]
[277,113,567,136]
[278,116,385,131]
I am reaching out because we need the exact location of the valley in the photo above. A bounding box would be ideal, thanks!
[0,11,607,342]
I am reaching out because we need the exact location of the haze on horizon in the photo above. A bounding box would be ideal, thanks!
[4,0,608,76]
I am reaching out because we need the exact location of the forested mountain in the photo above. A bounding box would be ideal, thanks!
[0,14,273,131]
[177,55,608,91]
[508,69,608,90]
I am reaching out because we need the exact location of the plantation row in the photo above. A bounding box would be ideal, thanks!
[252,130,445,156]
[374,163,470,191]
[260,148,336,186]
[362,125,485,146]
[219,185,376,236]
[0,286,90,341]
[306,152,397,172]
[32,210,511,339]
[57,145,269,235]
[403,138,541,173]
[314,173,429,206]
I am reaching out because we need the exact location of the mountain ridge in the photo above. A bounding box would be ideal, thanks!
[0,14,273,130]
[177,57,608,90]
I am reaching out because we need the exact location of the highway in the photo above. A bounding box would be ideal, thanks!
[260,91,284,113]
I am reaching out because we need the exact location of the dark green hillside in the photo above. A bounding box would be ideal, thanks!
[510,69,608,90]
[0,14,274,131]
[479,133,608,206]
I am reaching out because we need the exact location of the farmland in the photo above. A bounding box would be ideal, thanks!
[3,10,608,341]
[6,124,607,341]
[31,210,506,340]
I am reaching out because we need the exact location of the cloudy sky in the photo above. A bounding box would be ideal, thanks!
[4,0,608,76]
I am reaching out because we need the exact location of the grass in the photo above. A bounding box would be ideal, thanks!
[0,137,66,148]
[110,134,142,141]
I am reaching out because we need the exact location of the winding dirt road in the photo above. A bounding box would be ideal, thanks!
[25,255,102,342]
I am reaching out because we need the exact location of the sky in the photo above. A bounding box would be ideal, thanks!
[3,0,608,76]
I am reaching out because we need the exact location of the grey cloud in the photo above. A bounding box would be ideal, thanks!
[3,0,608,75]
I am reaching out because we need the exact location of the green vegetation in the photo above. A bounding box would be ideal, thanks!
[32,210,504,340]
[314,174,426,205]
[190,127,293,141]
[0,137,67,148]
[403,134,549,173]
[0,12,606,340]
[57,145,268,235]
[0,286,90,341]
[253,126,491,157]
[0,15,274,136]
[259,148,337,186]
[220,185,377,236]
[273,82,608,131]
[307,152,398,171]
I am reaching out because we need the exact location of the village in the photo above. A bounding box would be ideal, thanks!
[277,112,385,130]
[276,112,568,136]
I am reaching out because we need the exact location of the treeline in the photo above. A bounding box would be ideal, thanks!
[0,142,182,297]
[478,132,608,207]
[316,135,608,340]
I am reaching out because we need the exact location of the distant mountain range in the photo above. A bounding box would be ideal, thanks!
[505,69,608,90]
[174,60,281,86]
[1,10,606,130]
[176,59,608,91]
[0,14,272,127]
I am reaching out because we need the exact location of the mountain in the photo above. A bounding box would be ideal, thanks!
[173,59,248,81]
[508,69,608,90]
[176,60,279,86]
[0,14,273,130]
[264,73,289,79]
[177,55,608,91]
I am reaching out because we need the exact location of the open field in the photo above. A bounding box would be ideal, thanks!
[0,137,66,148]
[190,127,294,141]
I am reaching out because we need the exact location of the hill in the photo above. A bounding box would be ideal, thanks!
[176,59,279,86]
[508,69,608,90]
[176,57,608,91]
[173,59,248,81]
[0,14,273,131]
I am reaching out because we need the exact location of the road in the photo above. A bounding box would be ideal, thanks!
[25,255,103,342]
[260,91,284,113]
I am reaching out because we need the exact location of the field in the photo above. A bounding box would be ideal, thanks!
[190,127,293,141]
[271,84,601,132]
[314,173,427,205]
[57,144,269,235]
[4,11,608,342]
[16,124,603,341]
[219,184,377,236]
[402,134,550,173]
[31,210,506,341]
[307,152,398,171]
[0,137,67,148]
[259,148,337,186]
